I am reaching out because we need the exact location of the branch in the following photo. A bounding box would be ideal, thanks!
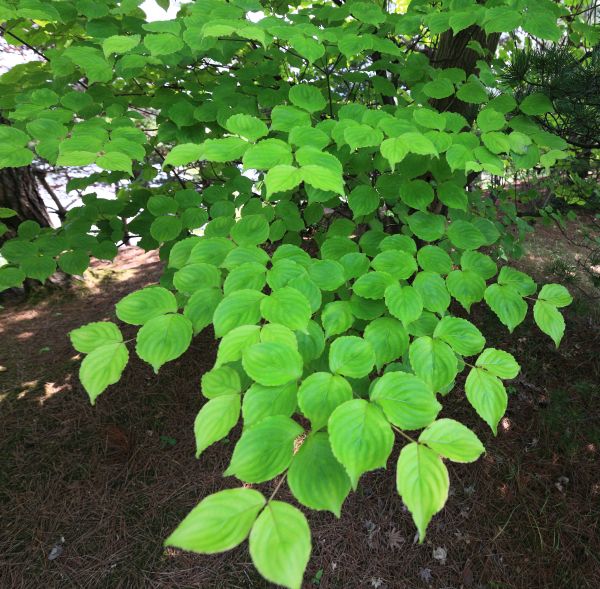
[34,169,67,221]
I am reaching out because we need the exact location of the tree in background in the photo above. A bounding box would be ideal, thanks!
[0,0,590,586]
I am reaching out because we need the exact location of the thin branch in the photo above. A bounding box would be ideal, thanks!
[34,169,67,220]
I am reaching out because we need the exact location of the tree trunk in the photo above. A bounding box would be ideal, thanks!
[431,26,501,123]
[0,165,51,240]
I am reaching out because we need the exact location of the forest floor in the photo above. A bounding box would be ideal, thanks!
[1,216,599,589]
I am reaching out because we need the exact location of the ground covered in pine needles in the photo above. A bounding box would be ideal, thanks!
[1,219,599,589]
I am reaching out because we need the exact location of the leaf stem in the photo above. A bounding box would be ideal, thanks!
[391,424,418,444]
[268,472,287,503]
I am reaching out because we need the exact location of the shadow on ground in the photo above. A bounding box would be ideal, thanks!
[0,245,599,589]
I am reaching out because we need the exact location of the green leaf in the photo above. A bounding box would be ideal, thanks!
[165,488,265,553]
[188,237,235,266]
[150,215,183,242]
[484,283,527,332]
[372,250,417,280]
[225,415,303,483]
[401,132,439,157]
[538,284,572,307]
[447,220,485,250]
[289,35,325,63]
[396,443,449,540]
[103,34,141,56]
[201,366,241,399]
[364,317,409,370]
[307,259,346,291]
[482,131,511,154]
[164,143,203,167]
[169,237,201,269]
[70,321,122,353]
[484,7,521,34]
[64,46,112,84]
[523,11,561,42]
[265,165,303,196]
[271,105,311,132]
[437,182,468,211]
[384,284,423,326]
[80,343,129,404]
[199,137,248,162]
[243,139,292,170]
[289,84,326,113]
[0,207,17,219]
[301,165,344,195]
[347,185,379,218]
[413,271,450,314]
[96,151,133,174]
[215,325,261,367]
[329,336,375,378]
[0,147,34,168]
[475,348,520,379]
[399,179,435,211]
[322,301,354,338]
[174,263,221,294]
[433,316,485,356]
[288,433,351,517]
[476,108,505,132]
[225,113,268,142]
[230,214,270,247]
[446,269,486,312]
[416,246,453,276]
[407,211,446,242]
[297,372,353,430]
[261,287,312,331]
[328,399,394,488]
[290,126,330,150]
[224,263,267,295]
[519,92,554,115]
[213,290,265,337]
[21,255,56,281]
[58,250,90,275]
[461,250,498,280]
[419,418,485,463]
[423,78,455,99]
[344,124,383,151]
[445,144,471,171]
[0,266,26,290]
[353,271,394,300]
[465,367,507,434]
[184,288,223,334]
[456,81,488,104]
[242,342,303,386]
[194,394,240,457]
[136,313,193,372]
[497,266,537,296]
[242,381,298,427]
[414,108,446,131]
[249,501,311,589]
[144,32,184,55]
[409,336,458,392]
[116,286,177,326]
[380,137,408,169]
[533,299,565,347]
[370,371,441,430]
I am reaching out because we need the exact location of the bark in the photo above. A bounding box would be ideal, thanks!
[431,26,501,124]
[0,164,51,240]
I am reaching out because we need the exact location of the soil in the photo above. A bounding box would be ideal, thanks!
[1,222,599,589]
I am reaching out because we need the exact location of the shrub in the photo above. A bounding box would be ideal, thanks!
[0,0,582,586]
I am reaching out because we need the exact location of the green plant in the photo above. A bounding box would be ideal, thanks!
[0,0,583,587]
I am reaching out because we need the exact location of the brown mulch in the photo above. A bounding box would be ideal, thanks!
[1,245,599,589]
